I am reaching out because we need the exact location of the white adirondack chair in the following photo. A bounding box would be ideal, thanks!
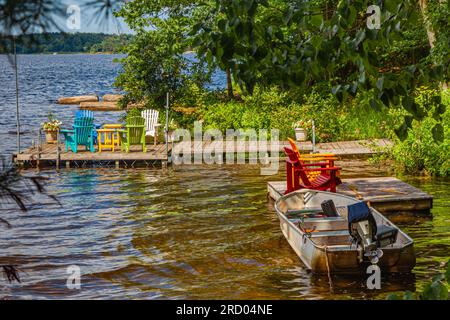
[141,109,161,145]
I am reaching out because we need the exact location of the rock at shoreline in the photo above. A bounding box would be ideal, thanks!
[79,101,121,111]
[102,94,123,102]
[57,95,99,104]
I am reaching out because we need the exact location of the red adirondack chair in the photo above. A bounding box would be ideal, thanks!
[284,147,342,194]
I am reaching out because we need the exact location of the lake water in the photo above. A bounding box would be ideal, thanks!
[0,55,449,299]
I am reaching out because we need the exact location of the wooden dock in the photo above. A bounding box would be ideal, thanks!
[13,138,391,168]
[14,143,171,168]
[173,138,392,157]
[267,177,433,214]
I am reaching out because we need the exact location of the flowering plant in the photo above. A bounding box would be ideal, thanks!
[291,119,312,129]
[41,113,62,131]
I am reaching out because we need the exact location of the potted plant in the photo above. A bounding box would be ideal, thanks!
[291,120,310,141]
[41,113,62,144]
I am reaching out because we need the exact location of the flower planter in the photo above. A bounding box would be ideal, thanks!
[294,128,307,141]
[44,130,58,144]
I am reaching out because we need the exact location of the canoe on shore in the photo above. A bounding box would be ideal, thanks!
[274,189,415,274]
[57,95,98,104]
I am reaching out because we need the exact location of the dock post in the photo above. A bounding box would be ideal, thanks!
[66,161,70,169]
[56,129,60,170]
[115,160,119,169]
[37,128,41,169]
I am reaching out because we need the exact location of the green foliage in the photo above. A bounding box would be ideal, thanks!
[387,260,450,300]
[115,0,449,176]
[0,33,131,54]
[196,85,400,142]
[89,34,133,53]
[115,1,211,109]
[387,88,449,176]
[192,0,449,139]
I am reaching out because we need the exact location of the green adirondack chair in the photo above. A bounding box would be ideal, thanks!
[118,116,147,153]
[61,117,95,153]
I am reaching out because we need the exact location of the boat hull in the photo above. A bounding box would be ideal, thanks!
[275,190,416,274]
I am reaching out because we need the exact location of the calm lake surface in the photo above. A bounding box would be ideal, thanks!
[0,55,449,299]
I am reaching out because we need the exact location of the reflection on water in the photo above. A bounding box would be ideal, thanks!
[0,53,448,299]
[0,163,449,299]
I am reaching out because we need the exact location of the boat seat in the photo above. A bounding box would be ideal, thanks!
[309,229,349,237]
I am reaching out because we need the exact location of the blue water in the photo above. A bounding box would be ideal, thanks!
[0,54,449,300]
[0,53,226,156]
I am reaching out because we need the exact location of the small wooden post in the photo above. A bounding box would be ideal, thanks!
[66,161,70,169]
[56,129,60,170]
[312,120,316,153]
[37,128,41,168]
[115,160,119,169]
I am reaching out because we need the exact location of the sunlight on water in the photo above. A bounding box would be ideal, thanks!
[0,164,449,299]
[0,54,448,299]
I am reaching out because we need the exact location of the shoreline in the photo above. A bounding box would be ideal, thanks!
[0,52,124,55]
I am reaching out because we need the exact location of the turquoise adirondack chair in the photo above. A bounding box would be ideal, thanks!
[118,116,147,153]
[75,110,101,144]
[61,117,95,153]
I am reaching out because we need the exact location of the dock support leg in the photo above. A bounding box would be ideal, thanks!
[66,161,70,169]
[56,130,60,170]
[115,160,119,169]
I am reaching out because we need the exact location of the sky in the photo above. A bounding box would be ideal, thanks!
[53,0,134,34]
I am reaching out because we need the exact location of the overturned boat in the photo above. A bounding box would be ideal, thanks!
[274,190,415,274]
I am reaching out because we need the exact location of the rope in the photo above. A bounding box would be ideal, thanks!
[324,246,334,293]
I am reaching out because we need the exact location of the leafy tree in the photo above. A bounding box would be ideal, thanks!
[191,0,449,141]
[0,32,131,54]
[114,0,212,108]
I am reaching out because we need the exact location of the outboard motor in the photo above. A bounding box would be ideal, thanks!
[347,202,397,264]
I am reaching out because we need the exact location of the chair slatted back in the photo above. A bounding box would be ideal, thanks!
[126,116,145,145]
[141,109,159,133]
[74,117,94,145]
[76,110,94,119]
[287,138,305,166]
[284,147,312,186]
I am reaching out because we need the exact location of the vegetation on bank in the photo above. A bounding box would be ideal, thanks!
[0,33,133,54]
[113,1,449,176]
[387,260,450,300]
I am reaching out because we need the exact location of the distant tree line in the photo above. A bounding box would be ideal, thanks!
[0,32,133,54]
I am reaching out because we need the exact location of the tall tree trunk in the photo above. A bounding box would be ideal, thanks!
[418,0,448,89]
[226,68,234,99]
[418,0,436,48]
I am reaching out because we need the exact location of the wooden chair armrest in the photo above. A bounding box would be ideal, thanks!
[301,153,336,157]
[301,157,338,161]
[297,167,341,172]
[286,159,299,165]
[60,129,74,134]
[154,123,162,127]
[302,162,330,167]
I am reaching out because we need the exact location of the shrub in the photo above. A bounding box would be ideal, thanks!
[387,88,449,176]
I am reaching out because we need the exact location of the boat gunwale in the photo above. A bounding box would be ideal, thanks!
[274,189,415,254]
